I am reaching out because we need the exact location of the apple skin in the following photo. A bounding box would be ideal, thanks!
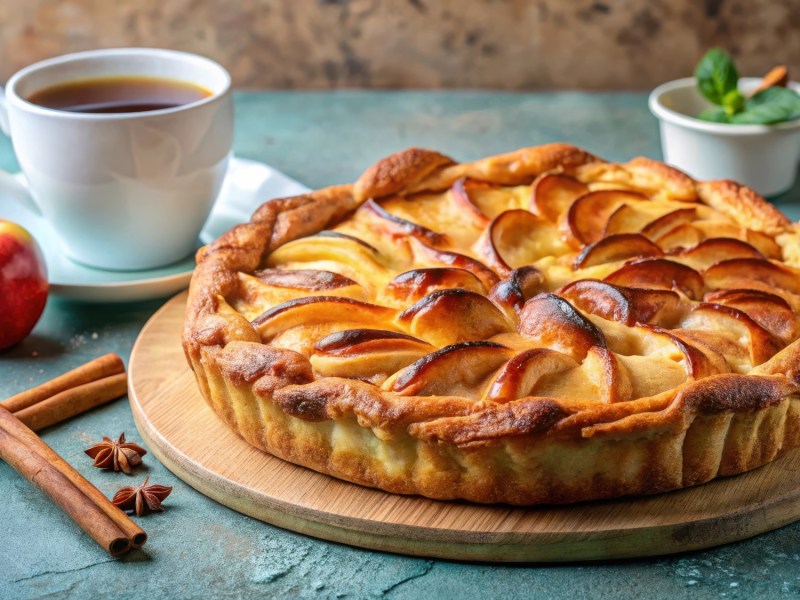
[0,220,49,350]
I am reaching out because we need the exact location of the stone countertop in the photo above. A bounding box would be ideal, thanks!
[1,91,799,600]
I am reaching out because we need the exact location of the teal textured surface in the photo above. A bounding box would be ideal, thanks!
[1,91,799,599]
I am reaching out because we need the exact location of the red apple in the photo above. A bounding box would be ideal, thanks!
[0,220,48,350]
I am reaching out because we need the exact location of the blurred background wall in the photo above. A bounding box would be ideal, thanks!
[1,0,797,89]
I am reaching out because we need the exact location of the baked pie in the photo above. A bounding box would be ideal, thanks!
[183,144,800,505]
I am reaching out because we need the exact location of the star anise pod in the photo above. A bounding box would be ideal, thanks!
[112,476,172,516]
[84,433,147,474]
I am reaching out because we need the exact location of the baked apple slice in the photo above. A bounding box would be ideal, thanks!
[604,258,705,300]
[581,346,633,403]
[266,232,390,285]
[474,209,563,273]
[384,267,486,304]
[572,233,663,269]
[485,348,579,402]
[488,266,544,315]
[642,327,732,379]
[252,296,396,339]
[235,269,366,319]
[653,223,703,252]
[529,173,589,222]
[678,238,763,271]
[361,199,448,246]
[311,329,434,382]
[397,288,513,346]
[704,258,800,296]
[450,178,491,227]
[387,341,513,398]
[519,293,606,360]
[562,190,649,247]
[746,229,782,259]
[559,279,684,327]
[704,289,798,343]
[680,303,784,366]
[409,237,500,290]
[640,207,697,240]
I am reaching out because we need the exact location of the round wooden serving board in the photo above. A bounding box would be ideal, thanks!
[129,292,800,562]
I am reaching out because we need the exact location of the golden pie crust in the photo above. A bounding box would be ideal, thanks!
[183,144,800,505]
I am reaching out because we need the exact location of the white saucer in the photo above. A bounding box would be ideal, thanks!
[0,157,310,302]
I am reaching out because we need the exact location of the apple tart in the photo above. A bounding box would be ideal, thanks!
[183,144,800,505]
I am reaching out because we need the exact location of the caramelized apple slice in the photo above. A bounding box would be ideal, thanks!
[266,233,389,284]
[603,201,695,238]
[254,268,359,290]
[488,266,544,314]
[384,268,486,304]
[640,208,697,240]
[387,341,513,398]
[559,279,683,327]
[313,230,380,252]
[486,348,579,402]
[361,198,448,246]
[563,190,649,246]
[705,258,800,296]
[519,293,606,360]
[310,329,434,381]
[409,237,500,290]
[236,270,366,319]
[530,173,589,222]
[314,328,431,355]
[675,329,751,372]
[705,289,798,344]
[679,238,763,270]
[581,346,633,403]
[746,230,782,259]
[652,328,732,379]
[475,209,561,273]
[450,178,490,227]
[572,233,663,269]
[654,223,703,252]
[252,296,395,339]
[398,288,513,346]
[604,258,704,300]
[681,303,784,366]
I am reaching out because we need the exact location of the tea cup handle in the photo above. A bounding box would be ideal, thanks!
[0,86,8,135]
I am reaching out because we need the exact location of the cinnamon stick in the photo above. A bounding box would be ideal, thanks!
[12,373,128,432]
[1,353,125,414]
[0,407,134,555]
[0,406,148,550]
[752,65,789,96]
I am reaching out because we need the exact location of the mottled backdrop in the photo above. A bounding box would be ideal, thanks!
[0,0,798,89]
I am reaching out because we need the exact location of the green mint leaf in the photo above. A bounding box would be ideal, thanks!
[695,48,739,105]
[721,90,745,114]
[698,107,732,123]
[731,86,800,125]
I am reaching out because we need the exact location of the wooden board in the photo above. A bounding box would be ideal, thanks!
[128,292,800,562]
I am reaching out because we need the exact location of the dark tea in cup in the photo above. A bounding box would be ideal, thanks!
[26,76,212,113]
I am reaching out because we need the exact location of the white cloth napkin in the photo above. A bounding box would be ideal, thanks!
[199,157,311,244]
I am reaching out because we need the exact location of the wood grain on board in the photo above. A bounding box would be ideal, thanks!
[128,292,800,562]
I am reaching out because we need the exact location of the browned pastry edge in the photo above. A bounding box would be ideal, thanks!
[182,143,800,505]
[696,179,792,234]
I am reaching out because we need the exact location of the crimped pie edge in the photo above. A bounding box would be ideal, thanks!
[182,143,800,505]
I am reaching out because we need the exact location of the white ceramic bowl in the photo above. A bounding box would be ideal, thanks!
[649,77,800,197]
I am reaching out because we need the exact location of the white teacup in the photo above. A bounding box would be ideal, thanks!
[0,48,233,271]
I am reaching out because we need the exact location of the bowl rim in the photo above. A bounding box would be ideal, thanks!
[648,76,800,136]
